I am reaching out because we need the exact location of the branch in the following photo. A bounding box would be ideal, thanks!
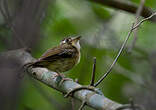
[0,0,26,47]
[128,0,145,52]
[90,57,96,86]
[91,0,156,22]
[94,23,135,87]
[78,57,97,110]
[1,48,130,110]
[94,12,156,87]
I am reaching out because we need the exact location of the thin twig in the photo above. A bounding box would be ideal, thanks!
[71,79,79,110]
[78,57,96,110]
[132,12,156,29]
[3,0,11,21]
[129,98,136,110]
[94,23,134,87]
[128,0,145,53]
[90,57,96,86]
[94,12,156,87]
[0,0,25,47]
[64,86,98,98]
[71,98,75,110]
[78,101,86,110]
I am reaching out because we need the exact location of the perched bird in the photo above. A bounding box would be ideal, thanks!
[24,36,96,94]
[26,36,81,75]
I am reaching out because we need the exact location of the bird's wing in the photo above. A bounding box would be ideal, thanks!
[38,45,77,61]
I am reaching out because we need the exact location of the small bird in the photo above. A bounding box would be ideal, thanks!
[24,36,96,95]
[26,36,81,75]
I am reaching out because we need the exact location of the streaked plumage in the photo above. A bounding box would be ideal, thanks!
[30,36,81,73]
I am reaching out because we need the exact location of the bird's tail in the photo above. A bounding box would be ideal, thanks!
[23,62,35,72]
[23,62,34,67]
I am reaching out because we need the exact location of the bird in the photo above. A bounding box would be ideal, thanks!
[24,36,97,95]
[25,36,81,76]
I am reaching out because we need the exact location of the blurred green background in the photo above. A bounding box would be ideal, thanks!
[0,0,156,110]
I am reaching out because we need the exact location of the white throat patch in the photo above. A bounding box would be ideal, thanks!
[74,41,80,51]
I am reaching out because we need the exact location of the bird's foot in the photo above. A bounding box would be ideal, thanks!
[64,85,102,98]
[54,72,65,78]
[55,73,73,86]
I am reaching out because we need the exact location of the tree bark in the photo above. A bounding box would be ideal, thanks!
[1,48,130,110]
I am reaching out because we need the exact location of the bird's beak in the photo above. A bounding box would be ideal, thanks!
[72,36,81,43]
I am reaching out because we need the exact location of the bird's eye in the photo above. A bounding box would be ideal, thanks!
[66,38,72,43]
[60,37,72,45]
[65,39,69,42]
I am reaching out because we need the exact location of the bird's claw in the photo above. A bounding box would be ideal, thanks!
[55,73,73,86]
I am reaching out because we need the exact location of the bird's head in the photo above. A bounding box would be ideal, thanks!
[60,36,81,50]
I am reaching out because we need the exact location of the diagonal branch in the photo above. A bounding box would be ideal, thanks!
[91,0,156,22]
[128,0,145,52]
[1,48,131,110]
[0,0,26,47]
[90,57,96,86]
[94,12,156,87]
